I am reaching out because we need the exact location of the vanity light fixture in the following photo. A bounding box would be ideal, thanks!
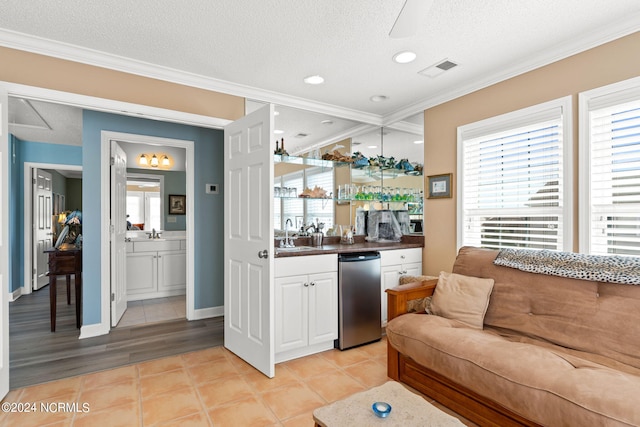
[139,153,171,168]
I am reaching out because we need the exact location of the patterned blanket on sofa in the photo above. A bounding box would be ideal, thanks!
[493,248,640,285]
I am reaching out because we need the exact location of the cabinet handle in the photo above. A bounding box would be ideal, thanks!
[304,282,309,287]
[401,255,406,259]
[310,282,315,286]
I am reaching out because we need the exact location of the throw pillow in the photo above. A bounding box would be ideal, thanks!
[430,271,495,329]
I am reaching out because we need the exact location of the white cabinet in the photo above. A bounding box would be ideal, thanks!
[380,248,422,325]
[274,254,338,363]
[126,240,186,301]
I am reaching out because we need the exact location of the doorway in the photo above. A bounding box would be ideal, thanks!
[22,163,83,297]
[104,131,195,330]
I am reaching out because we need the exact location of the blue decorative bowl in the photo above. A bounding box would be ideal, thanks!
[372,401,392,418]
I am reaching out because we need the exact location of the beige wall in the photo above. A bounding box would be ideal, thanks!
[0,46,245,120]
[423,32,640,275]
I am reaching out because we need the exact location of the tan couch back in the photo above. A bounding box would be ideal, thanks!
[452,246,640,369]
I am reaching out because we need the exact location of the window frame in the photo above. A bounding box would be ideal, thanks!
[456,96,573,252]
[578,76,640,255]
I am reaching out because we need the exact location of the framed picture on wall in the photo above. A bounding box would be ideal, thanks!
[427,173,452,199]
[169,194,186,215]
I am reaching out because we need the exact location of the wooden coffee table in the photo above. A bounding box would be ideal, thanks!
[313,381,465,427]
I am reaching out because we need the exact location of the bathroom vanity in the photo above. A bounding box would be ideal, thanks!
[125,233,186,301]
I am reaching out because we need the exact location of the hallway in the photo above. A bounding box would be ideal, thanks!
[9,281,222,389]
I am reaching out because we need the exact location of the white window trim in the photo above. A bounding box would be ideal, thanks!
[457,96,573,252]
[578,76,640,254]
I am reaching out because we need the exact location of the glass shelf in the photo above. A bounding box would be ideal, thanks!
[274,154,351,168]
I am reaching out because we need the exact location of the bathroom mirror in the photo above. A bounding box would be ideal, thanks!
[126,173,164,231]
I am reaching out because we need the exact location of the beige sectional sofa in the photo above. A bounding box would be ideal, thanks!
[386,246,640,427]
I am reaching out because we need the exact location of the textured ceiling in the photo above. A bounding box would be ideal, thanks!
[2,1,639,163]
[0,0,638,122]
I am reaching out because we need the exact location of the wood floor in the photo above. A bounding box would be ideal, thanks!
[9,280,224,389]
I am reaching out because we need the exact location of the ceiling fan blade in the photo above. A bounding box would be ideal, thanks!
[389,0,434,39]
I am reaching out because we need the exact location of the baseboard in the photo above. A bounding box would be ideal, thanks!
[192,305,224,320]
[79,322,110,339]
[9,287,24,302]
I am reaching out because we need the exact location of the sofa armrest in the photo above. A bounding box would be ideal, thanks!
[386,278,438,322]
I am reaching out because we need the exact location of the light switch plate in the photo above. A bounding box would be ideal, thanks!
[206,183,219,194]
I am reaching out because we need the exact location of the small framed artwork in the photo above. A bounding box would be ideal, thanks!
[427,173,452,199]
[169,194,186,215]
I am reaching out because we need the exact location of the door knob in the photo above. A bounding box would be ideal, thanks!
[258,249,269,259]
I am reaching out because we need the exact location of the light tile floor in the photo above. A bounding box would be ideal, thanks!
[0,337,475,427]
[116,295,186,328]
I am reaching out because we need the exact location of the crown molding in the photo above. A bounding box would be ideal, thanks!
[382,12,640,125]
[1,11,638,129]
[0,29,383,126]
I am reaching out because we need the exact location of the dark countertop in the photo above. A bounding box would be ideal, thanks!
[274,235,424,258]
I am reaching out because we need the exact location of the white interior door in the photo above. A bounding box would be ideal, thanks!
[224,104,275,378]
[33,169,53,290]
[0,89,10,398]
[110,141,128,326]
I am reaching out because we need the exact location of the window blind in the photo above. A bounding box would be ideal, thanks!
[588,99,640,255]
[460,109,566,251]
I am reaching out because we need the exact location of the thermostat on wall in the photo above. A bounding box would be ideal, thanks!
[206,183,219,194]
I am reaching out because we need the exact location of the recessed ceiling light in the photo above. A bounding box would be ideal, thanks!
[304,75,324,85]
[393,51,417,64]
[274,129,284,135]
[413,140,424,144]
[368,145,378,149]
[370,95,389,102]
[321,120,333,125]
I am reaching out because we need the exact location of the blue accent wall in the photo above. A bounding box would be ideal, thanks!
[8,136,82,292]
[82,110,224,325]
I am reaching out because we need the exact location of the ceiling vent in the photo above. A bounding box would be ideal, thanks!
[419,59,459,78]
[295,133,308,138]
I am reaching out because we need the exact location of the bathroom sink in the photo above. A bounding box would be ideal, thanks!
[276,246,317,253]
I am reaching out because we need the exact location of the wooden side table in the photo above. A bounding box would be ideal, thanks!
[44,247,82,332]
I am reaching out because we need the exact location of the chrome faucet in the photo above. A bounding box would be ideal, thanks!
[282,218,295,248]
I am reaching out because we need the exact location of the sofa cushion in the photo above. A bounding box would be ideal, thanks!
[387,313,640,426]
[430,271,494,329]
[453,246,640,370]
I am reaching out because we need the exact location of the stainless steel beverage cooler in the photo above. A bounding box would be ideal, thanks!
[336,252,381,350]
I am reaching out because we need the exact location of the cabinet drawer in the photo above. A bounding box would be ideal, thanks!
[133,240,181,252]
[380,248,422,266]
[275,254,337,278]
